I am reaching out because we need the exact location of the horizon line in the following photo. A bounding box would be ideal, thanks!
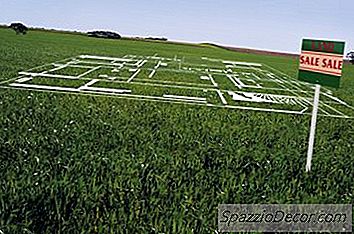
[2,22,351,57]
[1,22,302,54]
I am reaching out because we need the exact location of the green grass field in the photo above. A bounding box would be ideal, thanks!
[1,28,354,233]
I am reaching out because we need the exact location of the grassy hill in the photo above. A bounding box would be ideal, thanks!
[0,28,353,233]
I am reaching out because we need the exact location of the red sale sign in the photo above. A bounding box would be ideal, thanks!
[299,51,343,76]
[298,39,345,88]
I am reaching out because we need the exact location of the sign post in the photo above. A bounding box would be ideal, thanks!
[298,38,345,172]
[306,84,320,172]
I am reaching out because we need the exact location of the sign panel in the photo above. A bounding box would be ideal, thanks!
[298,39,345,88]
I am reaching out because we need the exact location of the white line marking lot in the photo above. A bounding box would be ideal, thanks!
[9,83,78,92]
[148,69,157,78]
[128,69,140,82]
[163,94,207,102]
[78,66,101,78]
[80,86,132,94]
[82,79,99,87]
[208,74,218,87]
[16,77,33,83]
[216,90,228,105]
[1,54,353,118]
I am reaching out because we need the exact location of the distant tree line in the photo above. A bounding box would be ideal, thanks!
[130,36,169,42]
[145,37,168,41]
[86,31,169,42]
[87,31,121,39]
[6,22,171,44]
[347,52,354,65]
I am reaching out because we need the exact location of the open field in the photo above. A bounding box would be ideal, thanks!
[1,28,354,233]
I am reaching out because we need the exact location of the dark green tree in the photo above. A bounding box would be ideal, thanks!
[347,51,354,65]
[8,23,28,35]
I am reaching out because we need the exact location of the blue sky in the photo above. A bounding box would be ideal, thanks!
[0,0,353,53]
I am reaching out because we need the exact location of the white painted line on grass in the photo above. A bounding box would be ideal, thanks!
[134,59,143,66]
[252,73,262,80]
[127,79,214,89]
[79,86,131,93]
[79,55,132,62]
[275,79,284,84]
[163,94,207,102]
[321,103,345,116]
[78,66,101,78]
[65,64,95,69]
[267,73,275,78]
[18,72,79,80]
[154,61,161,69]
[202,57,219,62]
[208,74,218,87]
[235,79,249,88]
[82,79,99,87]
[200,76,210,80]
[75,60,130,67]
[224,105,304,115]
[210,69,223,73]
[322,92,348,106]
[227,75,242,89]
[216,90,228,105]
[138,60,147,68]
[148,70,156,78]
[16,77,33,83]
[47,64,68,73]
[0,76,25,85]
[223,60,262,67]
[127,69,141,82]
[300,107,309,114]
[161,97,207,104]
[9,83,78,92]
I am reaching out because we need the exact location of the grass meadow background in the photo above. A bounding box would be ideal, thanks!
[0,28,354,233]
